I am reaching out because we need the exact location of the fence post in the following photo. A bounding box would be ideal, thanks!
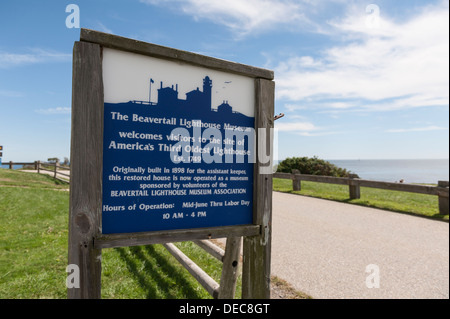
[37,161,40,174]
[349,174,360,199]
[437,181,449,215]
[242,78,273,299]
[292,169,301,191]
[9,161,13,169]
[218,237,242,299]
[54,162,57,178]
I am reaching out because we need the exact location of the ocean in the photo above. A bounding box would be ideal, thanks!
[328,159,449,184]
[1,164,27,170]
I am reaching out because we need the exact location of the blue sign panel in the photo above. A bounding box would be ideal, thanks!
[101,71,255,234]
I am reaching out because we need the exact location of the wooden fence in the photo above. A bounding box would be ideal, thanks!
[273,170,449,215]
[1,160,70,183]
[36,161,70,183]
[165,237,242,298]
[1,161,39,170]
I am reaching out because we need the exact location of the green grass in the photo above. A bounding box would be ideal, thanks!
[0,169,69,189]
[101,242,227,299]
[0,186,69,298]
[273,178,448,222]
[0,169,238,299]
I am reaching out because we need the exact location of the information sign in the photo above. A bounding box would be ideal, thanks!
[68,29,274,299]
[101,49,256,234]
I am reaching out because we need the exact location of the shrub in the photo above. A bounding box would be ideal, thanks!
[276,156,357,178]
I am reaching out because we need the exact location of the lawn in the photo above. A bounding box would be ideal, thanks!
[0,168,69,189]
[0,169,231,299]
[273,178,448,221]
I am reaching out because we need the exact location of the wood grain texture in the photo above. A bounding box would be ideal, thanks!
[242,78,274,299]
[194,240,225,262]
[80,28,274,80]
[68,41,104,299]
[292,169,301,191]
[218,237,242,299]
[94,225,260,249]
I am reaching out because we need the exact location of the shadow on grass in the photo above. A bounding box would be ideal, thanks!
[116,245,206,299]
[275,190,449,223]
[39,173,70,187]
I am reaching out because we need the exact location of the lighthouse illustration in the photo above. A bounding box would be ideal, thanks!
[132,75,245,118]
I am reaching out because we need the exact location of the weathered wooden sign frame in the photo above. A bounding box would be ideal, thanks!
[68,29,274,299]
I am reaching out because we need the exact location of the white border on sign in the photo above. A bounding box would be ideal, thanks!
[103,48,255,118]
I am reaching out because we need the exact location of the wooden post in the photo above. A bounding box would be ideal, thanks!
[349,174,361,200]
[242,78,274,299]
[54,162,57,178]
[37,161,40,174]
[218,237,242,299]
[292,169,301,191]
[67,41,104,299]
[9,161,12,169]
[438,181,449,215]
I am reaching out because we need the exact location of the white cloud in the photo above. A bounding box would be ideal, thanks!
[275,121,318,132]
[35,107,71,115]
[0,49,70,68]
[140,0,314,36]
[97,22,113,34]
[274,120,338,136]
[386,126,448,133]
[274,2,449,111]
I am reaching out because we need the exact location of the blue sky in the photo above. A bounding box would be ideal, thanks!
[0,0,448,162]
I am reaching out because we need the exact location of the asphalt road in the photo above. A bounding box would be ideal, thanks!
[271,192,449,299]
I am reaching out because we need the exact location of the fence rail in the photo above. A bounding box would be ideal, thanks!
[1,161,39,169]
[1,160,70,183]
[273,171,449,215]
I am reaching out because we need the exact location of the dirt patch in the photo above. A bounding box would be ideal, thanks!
[270,276,312,299]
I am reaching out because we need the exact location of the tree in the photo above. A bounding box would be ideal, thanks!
[48,157,59,164]
[276,156,358,178]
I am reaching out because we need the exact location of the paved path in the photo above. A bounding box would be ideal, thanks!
[21,169,70,182]
[271,192,449,299]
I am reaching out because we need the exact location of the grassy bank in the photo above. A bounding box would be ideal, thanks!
[0,170,226,298]
[273,178,448,221]
[1,169,307,299]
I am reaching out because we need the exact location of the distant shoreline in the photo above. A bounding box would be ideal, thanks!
[328,159,449,184]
